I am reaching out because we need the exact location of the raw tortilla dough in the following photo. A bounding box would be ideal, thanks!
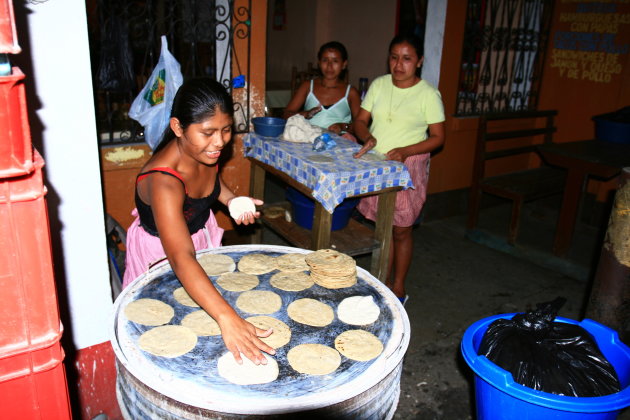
[269,271,314,292]
[245,315,291,348]
[337,295,380,325]
[236,290,282,314]
[173,287,199,308]
[217,352,279,385]
[275,253,309,273]
[125,298,174,326]
[217,272,259,292]
[180,310,221,336]
[198,253,236,276]
[281,114,323,143]
[287,344,341,375]
[287,298,334,327]
[228,196,256,221]
[334,329,383,361]
[138,325,198,357]
[237,253,277,275]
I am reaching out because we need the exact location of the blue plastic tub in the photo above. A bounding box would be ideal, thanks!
[594,118,630,144]
[593,107,630,144]
[286,187,359,231]
[252,117,286,137]
[461,314,630,420]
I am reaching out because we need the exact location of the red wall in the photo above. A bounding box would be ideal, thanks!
[429,1,630,200]
[539,1,630,141]
[539,1,630,200]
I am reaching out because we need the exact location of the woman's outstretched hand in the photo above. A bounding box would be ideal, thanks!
[218,311,275,365]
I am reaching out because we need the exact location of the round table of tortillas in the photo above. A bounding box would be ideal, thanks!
[111,245,410,419]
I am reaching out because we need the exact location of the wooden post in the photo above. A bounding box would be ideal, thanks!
[371,190,397,281]
[586,167,630,345]
[249,163,266,244]
[312,203,332,250]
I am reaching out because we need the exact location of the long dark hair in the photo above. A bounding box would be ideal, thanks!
[317,41,349,81]
[389,34,424,77]
[154,78,234,153]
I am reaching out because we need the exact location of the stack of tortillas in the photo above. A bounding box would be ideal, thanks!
[305,249,357,289]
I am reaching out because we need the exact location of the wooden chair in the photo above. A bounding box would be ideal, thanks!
[467,110,566,244]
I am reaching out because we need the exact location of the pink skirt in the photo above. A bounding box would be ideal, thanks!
[357,153,430,227]
[122,209,224,289]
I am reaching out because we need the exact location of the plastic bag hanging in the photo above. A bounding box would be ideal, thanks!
[128,36,183,149]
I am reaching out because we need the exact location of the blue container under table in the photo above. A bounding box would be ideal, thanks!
[286,187,359,231]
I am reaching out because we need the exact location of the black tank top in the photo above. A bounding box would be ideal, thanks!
[135,167,220,237]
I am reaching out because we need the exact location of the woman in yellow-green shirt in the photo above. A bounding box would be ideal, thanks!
[353,34,445,304]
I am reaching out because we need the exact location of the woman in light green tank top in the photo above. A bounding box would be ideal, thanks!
[283,41,361,136]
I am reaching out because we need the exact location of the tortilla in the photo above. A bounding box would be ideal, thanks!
[180,310,221,336]
[334,329,383,361]
[198,253,236,276]
[217,352,279,385]
[287,344,341,375]
[306,249,357,289]
[237,253,277,275]
[359,151,386,162]
[236,290,282,314]
[337,295,380,325]
[125,298,174,326]
[263,206,286,219]
[245,315,291,348]
[287,298,334,327]
[138,325,198,357]
[306,154,334,163]
[217,272,259,292]
[269,271,314,292]
[275,253,309,273]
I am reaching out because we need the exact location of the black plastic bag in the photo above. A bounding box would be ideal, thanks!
[478,297,621,397]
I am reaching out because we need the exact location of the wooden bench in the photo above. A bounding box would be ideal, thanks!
[467,110,566,244]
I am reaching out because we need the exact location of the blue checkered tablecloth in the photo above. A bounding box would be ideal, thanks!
[244,133,414,213]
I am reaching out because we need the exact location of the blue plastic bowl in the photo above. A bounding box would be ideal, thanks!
[252,117,286,137]
[461,314,630,420]
[286,187,359,231]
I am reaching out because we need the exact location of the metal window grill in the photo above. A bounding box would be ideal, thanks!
[455,0,554,116]
[87,0,252,145]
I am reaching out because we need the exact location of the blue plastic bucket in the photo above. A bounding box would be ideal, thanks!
[286,187,359,231]
[461,314,630,420]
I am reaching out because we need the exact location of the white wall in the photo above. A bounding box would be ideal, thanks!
[266,0,397,89]
[265,0,446,90]
[422,0,447,88]
[19,1,112,350]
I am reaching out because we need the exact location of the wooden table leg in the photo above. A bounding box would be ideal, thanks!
[553,168,587,256]
[312,202,332,250]
[371,190,396,281]
[249,163,266,244]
